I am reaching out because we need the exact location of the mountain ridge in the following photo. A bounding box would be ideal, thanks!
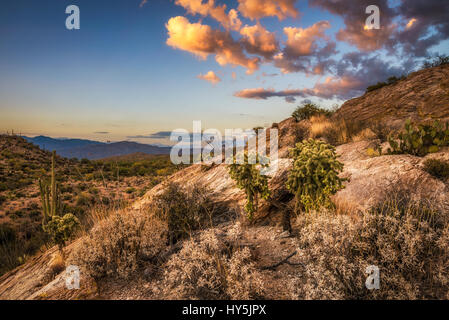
[24,136,171,160]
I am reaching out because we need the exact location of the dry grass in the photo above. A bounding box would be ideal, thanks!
[48,252,65,275]
[68,210,167,280]
[351,128,377,142]
[289,193,449,300]
[333,197,361,219]
[307,115,366,146]
[159,226,265,300]
[309,115,333,139]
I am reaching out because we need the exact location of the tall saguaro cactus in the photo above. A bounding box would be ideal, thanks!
[39,151,62,225]
[39,151,79,254]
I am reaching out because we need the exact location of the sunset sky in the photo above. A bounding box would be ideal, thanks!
[1,0,449,145]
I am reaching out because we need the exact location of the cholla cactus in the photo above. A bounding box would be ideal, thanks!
[43,214,80,252]
[228,153,271,220]
[39,151,79,253]
[286,139,346,213]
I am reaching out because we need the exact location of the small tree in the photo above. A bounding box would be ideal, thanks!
[39,151,79,254]
[292,103,331,122]
[228,153,271,220]
[286,139,346,213]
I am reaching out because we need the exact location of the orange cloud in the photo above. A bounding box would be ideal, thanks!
[311,76,363,99]
[240,23,279,59]
[197,71,221,84]
[166,16,260,73]
[406,18,417,29]
[284,21,330,56]
[234,75,364,101]
[237,0,299,20]
[175,0,242,30]
[337,23,397,52]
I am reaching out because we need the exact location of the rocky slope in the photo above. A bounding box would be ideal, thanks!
[335,64,449,127]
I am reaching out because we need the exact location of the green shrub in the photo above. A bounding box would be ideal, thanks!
[422,54,449,69]
[153,182,215,243]
[388,119,449,156]
[366,75,406,93]
[76,192,93,206]
[286,139,346,213]
[292,103,331,122]
[368,120,391,142]
[125,187,136,194]
[423,158,449,180]
[0,224,16,245]
[228,154,271,220]
[43,214,80,251]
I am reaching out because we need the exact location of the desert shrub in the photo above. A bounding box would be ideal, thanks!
[422,54,449,69]
[0,224,16,245]
[388,119,449,156]
[366,142,383,157]
[292,103,331,122]
[291,194,449,300]
[161,228,264,300]
[125,187,136,194]
[43,214,80,251]
[152,182,215,243]
[76,192,93,206]
[423,158,449,180]
[0,195,6,205]
[366,75,406,93]
[286,139,346,213]
[68,211,167,279]
[228,154,271,220]
[368,121,391,142]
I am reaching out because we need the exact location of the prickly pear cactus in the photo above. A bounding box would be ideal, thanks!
[388,119,449,156]
[286,139,346,213]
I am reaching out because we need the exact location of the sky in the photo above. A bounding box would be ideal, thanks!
[1,0,449,145]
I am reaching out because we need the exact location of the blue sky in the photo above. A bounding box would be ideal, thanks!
[1,0,448,145]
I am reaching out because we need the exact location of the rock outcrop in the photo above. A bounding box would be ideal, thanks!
[335,64,449,127]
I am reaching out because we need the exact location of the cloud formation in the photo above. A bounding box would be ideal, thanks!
[283,21,331,57]
[309,0,397,52]
[139,0,147,8]
[166,0,449,103]
[175,0,242,30]
[197,70,221,84]
[166,16,260,73]
[127,131,179,139]
[237,0,299,20]
[240,23,279,59]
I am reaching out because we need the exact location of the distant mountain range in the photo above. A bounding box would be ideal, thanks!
[23,136,171,160]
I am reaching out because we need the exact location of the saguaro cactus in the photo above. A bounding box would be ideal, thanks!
[39,151,79,253]
[39,151,62,225]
